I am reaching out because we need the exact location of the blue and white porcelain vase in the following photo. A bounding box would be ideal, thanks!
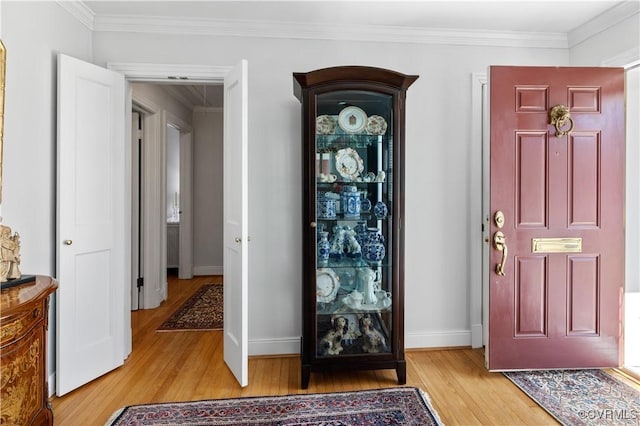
[374,200,388,219]
[363,227,386,265]
[342,185,361,218]
[317,193,336,219]
[317,231,330,266]
[354,221,368,247]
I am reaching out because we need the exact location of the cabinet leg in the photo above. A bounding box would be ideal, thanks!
[396,361,407,385]
[301,365,311,389]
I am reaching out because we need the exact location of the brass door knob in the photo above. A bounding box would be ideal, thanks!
[493,231,507,276]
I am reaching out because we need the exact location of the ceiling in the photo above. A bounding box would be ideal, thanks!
[85,1,632,108]
[161,83,224,109]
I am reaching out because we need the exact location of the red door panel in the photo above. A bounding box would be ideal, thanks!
[488,66,624,370]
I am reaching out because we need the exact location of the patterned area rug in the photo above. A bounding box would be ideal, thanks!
[106,387,442,425]
[504,370,640,425]
[157,284,223,331]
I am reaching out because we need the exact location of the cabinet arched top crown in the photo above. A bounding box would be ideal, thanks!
[293,66,418,101]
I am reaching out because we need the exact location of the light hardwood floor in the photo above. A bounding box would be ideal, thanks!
[51,274,561,425]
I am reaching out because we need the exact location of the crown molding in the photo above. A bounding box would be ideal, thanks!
[568,0,640,48]
[94,15,568,49]
[66,0,637,49]
[56,1,95,30]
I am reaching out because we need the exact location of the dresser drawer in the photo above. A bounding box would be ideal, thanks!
[1,300,45,347]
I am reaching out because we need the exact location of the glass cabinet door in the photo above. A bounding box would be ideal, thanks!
[314,90,394,357]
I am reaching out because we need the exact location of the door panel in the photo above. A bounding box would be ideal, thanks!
[57,54,127,395]
[516,132,547,227]
[514,256,546,337]
[569,132,600,227]
[488,66,624,370]
[223,60,248,387]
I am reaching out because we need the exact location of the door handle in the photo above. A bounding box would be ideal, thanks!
[493,231,507,276]
[64,239,73,246]
[234,237,241,243]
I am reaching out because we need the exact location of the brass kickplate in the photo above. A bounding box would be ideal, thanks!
[531,237,582,253]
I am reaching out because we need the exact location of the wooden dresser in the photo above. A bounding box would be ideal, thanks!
[1,276,58,426]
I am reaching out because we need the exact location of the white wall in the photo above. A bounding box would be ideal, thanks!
[192,108,223,275]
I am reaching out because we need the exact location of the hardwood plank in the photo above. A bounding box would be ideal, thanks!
[51,274,559,425]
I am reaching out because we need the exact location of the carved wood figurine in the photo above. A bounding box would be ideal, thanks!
[0,224,22,282]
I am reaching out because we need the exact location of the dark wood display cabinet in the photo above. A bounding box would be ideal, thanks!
[293,66,418,388]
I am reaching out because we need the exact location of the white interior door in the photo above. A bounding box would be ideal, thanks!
[56,54,129,395]
[223,60,249,387]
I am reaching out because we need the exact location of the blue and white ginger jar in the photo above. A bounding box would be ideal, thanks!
[374,200,388,219]
[363,227,386,265]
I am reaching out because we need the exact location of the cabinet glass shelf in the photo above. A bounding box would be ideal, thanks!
[316,134,387,151]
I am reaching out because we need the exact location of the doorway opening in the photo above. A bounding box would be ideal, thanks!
[130,82,224,312]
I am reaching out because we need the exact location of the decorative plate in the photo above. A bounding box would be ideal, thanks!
[335,148,364,180]
[338,106,367,134]
[365,115,388,135]
[316,115,337,135]
[317,268,340,303]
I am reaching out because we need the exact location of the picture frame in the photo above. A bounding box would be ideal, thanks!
[0,39,5,205]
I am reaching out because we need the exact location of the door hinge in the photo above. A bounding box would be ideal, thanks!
[137,277,144,289]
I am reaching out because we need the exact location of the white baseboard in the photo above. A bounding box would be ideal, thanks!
[405,329,472,349]
[193,266,223,276]
[247,330,473,357]
[249,337,300,356]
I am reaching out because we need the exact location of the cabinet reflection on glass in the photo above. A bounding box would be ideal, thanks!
[294,66,418,389]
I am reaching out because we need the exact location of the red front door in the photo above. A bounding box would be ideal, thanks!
[488,66,624,370]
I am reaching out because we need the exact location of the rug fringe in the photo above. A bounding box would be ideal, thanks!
[417,387,445,426]
[104,407,124,426]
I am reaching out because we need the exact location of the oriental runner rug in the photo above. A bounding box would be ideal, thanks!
[504,369,640,426]
[157,284,223,331]
[106,387,442,426]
